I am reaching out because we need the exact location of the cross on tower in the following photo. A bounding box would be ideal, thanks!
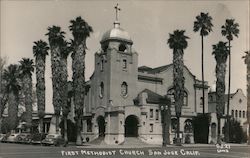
[114,3,121,21]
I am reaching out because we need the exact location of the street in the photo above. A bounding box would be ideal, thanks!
[0,143,249,158]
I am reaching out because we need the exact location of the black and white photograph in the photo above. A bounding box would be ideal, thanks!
[0,0,249,157]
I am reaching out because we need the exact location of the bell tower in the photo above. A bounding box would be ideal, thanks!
[90,4,138,145]
[93,3,138,108]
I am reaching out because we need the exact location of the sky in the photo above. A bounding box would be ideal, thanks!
[0,0,249,113]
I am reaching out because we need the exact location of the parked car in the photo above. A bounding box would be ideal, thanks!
[41,134,65,146]
[17,133,32,144]
[31,133,47,144]
[5,133,21,143]
[0,134,6,142]
[0,133,10,143]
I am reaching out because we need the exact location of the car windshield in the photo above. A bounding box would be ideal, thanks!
[47,135,55,138]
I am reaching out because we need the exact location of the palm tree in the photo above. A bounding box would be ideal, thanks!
[167,30,189,145]
[242,50,250,144]
[69,16,93,145]
[221,19,239,142]
[33,40,49,134]
[19,58,34,132]
[46,26,65,134]
[60,40,71,145]
[212,41,229,144]
[3,64,21,132]
[193,12,213,114]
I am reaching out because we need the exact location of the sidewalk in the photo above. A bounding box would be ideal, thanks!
[72,143,249,149]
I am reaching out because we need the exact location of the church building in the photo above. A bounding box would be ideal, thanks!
[80,5,210,145]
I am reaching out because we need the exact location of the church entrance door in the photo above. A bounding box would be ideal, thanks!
[125,115,139,137]
[97,116,105,137]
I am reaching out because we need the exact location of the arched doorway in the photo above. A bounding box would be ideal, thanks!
[97,116,105,137]
[125,115,139,137]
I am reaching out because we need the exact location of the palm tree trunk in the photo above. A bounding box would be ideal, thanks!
[76,118,82,145]
[50,45,62,134]
[8,91,18,132]
[216,61,226,144]
[72,42,85,145]
[61,57,69,143]
[166,105,171,145]
[64,117,68,145]
[201,35,205,114]
[56,115,59,134]
[173,48,184,146]
[36,55,46,135]
[226,40,231,143]
[39,118,44,134]
[217,117,221,144]
[23,75,33,133]
[176,116,181,145]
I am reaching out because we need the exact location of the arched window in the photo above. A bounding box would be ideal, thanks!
[119,44,127,52]
[121,82,128,96]
[231,110,234,117]
[184,119,193,133]
[243,111,245,118]
[99,82,104,98]
[171,118,177,132]
[235,110,238,117]
[100,59,104,71]
[239,110,241,118]
[122,59,127,69]
[167,88,188,106]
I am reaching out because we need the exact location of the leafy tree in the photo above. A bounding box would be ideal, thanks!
[46,26,65,134]
[212,41,229,144]
[221,19,239,142]
[193,12,213,114]
[19,58,34,132]
[223,119,247,143]
[69,16,93,145]
[33,40,49,134]
[0,56,7,133]
[167,30,189,145]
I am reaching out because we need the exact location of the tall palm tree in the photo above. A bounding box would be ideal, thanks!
[19,58,34,132]
[212,41,229,144]
[242,50,250,144]
[33,40,49,134]
[60,40,71,145]
[3,64,21,132]
[221,19,239,142]
[69,16,93,145]
[167,30,189,145]
[194,12,213,114]
[46,26,65,134]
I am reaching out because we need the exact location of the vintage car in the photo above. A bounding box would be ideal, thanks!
[41,134,65,146]
[0,134,6,142]
[17,133,32,144]
[5,133,20,143]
